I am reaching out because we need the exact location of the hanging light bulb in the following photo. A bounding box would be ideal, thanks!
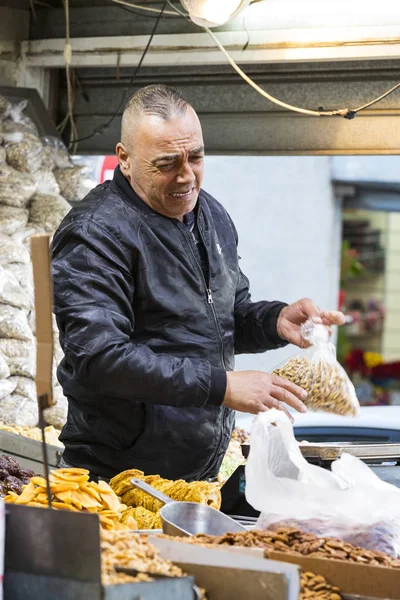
[180,0,251,27]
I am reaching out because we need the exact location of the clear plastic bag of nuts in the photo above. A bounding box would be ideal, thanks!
[273,320,360,416]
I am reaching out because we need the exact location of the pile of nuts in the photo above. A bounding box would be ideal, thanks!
[190,527,400,569]
[101,530,184,585]
[268,518,398,558]
[300,571,341,600]
[273,356,358,416]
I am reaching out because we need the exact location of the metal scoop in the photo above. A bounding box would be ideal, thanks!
[131,478,247,537]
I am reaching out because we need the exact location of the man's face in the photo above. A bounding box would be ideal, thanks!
[116,106,204,220]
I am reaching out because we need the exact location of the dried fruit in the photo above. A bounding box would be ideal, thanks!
[4,467,131,531]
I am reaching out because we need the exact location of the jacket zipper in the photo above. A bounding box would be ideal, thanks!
[177,222,226,370]
[196,226,227,371]
[177,221,229,481]
[195,220,232,479]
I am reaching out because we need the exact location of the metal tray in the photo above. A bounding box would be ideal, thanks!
[242,441,400,464]
[5,572,197,600]
[344,597,392,600]
[298,442,400,463]
[4,504,197,600]
[0,429,61,472]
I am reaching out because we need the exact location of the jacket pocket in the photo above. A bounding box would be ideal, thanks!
[148,405,219,451]
[97,398,148,451]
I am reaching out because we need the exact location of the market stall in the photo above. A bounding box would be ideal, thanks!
[0,82,400,600]
[2,452,400,600]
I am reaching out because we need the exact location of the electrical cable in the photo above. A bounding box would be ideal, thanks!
[165,0,188,18]
[62,0,79,152]
[148,0,400,119]
[205,27,400,118]
[62,0,400,149]
[351,81,400,113]
[69,2,168,147]
[111,2,168,19]
[110,0,179,16]
[29,0,37,22]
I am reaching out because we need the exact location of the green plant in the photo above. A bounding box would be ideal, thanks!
[340,241,366,287]
[337,326,352,366]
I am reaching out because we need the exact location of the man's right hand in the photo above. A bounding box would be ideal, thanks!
[223,370,308,422]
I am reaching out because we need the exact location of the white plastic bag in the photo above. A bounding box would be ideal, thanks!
[246,409,400,556]
[54,164,95,203]
[7,376,36,402]
[32,168,60,196]
[0,393,38,427]
[273,321,360,416]
[11,224,46,251]
[0,164,37,208]
[29,192,70,232]
[0,338,35,379]
[5,133,43,174]
[0,205,29,236]
[0,234,30,265]
[0,306,32,341]
[0,378,17,400]
[0,265,32,310]
[41,136,71,170]
[0,352,9,380]
[44,385,68,429]
[3,264,33,304]
[1,101,39,137]
[0,95,11,119]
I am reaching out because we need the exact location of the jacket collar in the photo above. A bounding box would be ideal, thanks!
[112,166,156,217]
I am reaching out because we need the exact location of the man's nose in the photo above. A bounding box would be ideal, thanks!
[176,160,194,183]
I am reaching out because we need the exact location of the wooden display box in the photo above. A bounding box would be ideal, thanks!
[153,537,300,600]
[268,551,400,600]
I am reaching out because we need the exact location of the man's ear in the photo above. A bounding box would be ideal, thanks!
[116,142,130,174]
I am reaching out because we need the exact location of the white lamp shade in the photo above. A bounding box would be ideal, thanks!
[180,0,251,27]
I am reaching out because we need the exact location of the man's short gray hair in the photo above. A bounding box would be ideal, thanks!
[121,84,191,141]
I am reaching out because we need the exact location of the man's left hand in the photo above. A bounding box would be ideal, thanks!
[277,298,345,348]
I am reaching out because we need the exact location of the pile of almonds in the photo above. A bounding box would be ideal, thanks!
[300,571,341,600]
[162,527,400,600]
[190,527,400,568]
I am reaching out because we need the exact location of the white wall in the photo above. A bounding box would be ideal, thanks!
[202,156,342,373]
[332,156,400,183]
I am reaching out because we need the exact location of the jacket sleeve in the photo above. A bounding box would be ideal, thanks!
[52,220,226,408]
[230,219,289,355]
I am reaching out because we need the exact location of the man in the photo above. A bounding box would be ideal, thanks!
[52,84,343,482]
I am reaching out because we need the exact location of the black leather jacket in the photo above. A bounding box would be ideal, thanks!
[52,168,287,481]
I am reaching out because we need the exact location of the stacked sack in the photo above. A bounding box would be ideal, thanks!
[0,95,96,430]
